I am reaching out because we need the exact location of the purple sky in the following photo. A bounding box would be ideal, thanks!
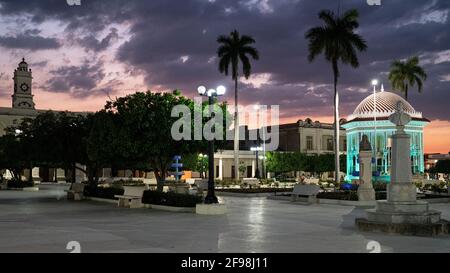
[0,0,449,152]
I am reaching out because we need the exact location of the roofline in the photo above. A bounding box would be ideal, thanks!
[343,116,431,124]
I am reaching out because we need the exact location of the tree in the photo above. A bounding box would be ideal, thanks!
[183,153,208,178]
[217,30,259,181]
[18,111,88,183]
[85,111,118,185]
[105,90,228,192]
[388,56,427,101]
[305,9,367,185]
[0,134,28,182]
[431,160,450,175]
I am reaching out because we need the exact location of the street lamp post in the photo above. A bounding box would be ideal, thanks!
[254,105,267,179]
[251,146,263,179]
[198,85,226,204]
[371,79,378,177]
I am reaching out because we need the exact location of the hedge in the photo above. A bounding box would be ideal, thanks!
[142,190,203,208]
[84,184,124,200]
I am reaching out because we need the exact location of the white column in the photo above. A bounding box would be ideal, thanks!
[252,160,255,178]
[218,158,223,180]
[32,168,40,180]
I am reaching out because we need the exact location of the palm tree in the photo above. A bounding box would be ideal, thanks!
[217,30,259,181]
[305,9,367,184]
[388,56,427,101]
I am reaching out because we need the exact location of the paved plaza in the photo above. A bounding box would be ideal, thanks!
[0,185,449,253]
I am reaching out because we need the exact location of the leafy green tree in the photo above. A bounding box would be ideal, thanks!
[431,160,450,175]
[388,56,427,101]
[0,133,29,182]
[183,153,208,178]
[85,111,119,185]
[105,90,228,191]
[217,30,259,181]
[305,9,367,185]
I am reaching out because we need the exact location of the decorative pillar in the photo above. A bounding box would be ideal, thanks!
[251,160,255,178]
[218,158,223,180]
[357,135,375,201]
[357,102,446,236]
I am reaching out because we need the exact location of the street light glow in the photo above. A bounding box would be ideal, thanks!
[197,86,206,95]
[371,79,378,86]
[216,85,226,96]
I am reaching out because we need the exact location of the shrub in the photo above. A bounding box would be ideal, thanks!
[317,191,358,201]
[7,180,34,189]
[111,179,144,187]
[217,188,293,194]
[142,190,203,207]
[372,182,387,191]
[84,184,124,200]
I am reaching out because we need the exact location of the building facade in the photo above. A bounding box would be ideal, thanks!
[342,90,429,182]
[0,59,86,182]
[278,118,346,154]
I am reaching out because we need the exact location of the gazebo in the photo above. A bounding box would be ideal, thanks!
[342,90,429,182]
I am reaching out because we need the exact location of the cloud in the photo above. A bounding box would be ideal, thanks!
[0,0,448,124]
[44,59,107,97]
[0,33,60,50]
[75,28,119,52]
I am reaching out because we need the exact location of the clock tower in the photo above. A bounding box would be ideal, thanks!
[12,58,35,109]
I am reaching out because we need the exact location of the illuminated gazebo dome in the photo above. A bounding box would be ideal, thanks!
[342,90,429,182]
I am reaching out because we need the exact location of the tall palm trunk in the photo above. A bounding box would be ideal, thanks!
[332,60,340,184]
[233,76,240,181]
[404,84,409,101]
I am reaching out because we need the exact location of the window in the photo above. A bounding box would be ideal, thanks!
[306,136,313,150]
[326,138,334,151]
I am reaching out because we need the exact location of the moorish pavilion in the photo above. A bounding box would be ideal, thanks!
[342,87,430,182]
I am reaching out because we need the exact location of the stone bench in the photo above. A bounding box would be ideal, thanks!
[193,179,209,191]
[114,186,146,208]
[241,178,260,188]
[291,184,320,204]
[304,178,320,184]
[65,183,85,201]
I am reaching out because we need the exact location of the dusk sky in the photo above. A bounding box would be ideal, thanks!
[0,0,449,153]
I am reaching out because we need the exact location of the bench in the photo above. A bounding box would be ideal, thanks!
[65,183,85,201]
[114,186,146,208]
[194,179,209,191]
[304,178,320,184]
[291,184,320,204]
[168,183,190,194]
[241,178,260,188]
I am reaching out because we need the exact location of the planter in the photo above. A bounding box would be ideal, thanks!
[86,197,118,204]
[8,187,40,192]
[317,198,376,206]
[144,204,195,213]
[216,192,274,198]
[196,203,227,215]
[421,197,450,204]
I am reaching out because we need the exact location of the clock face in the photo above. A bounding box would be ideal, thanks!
[20,83,29,92]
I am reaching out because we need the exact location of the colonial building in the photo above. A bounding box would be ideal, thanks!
[0,59,85,182]
[212,120,347,180]
[342,89,429,182]
[277,118,346,154]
